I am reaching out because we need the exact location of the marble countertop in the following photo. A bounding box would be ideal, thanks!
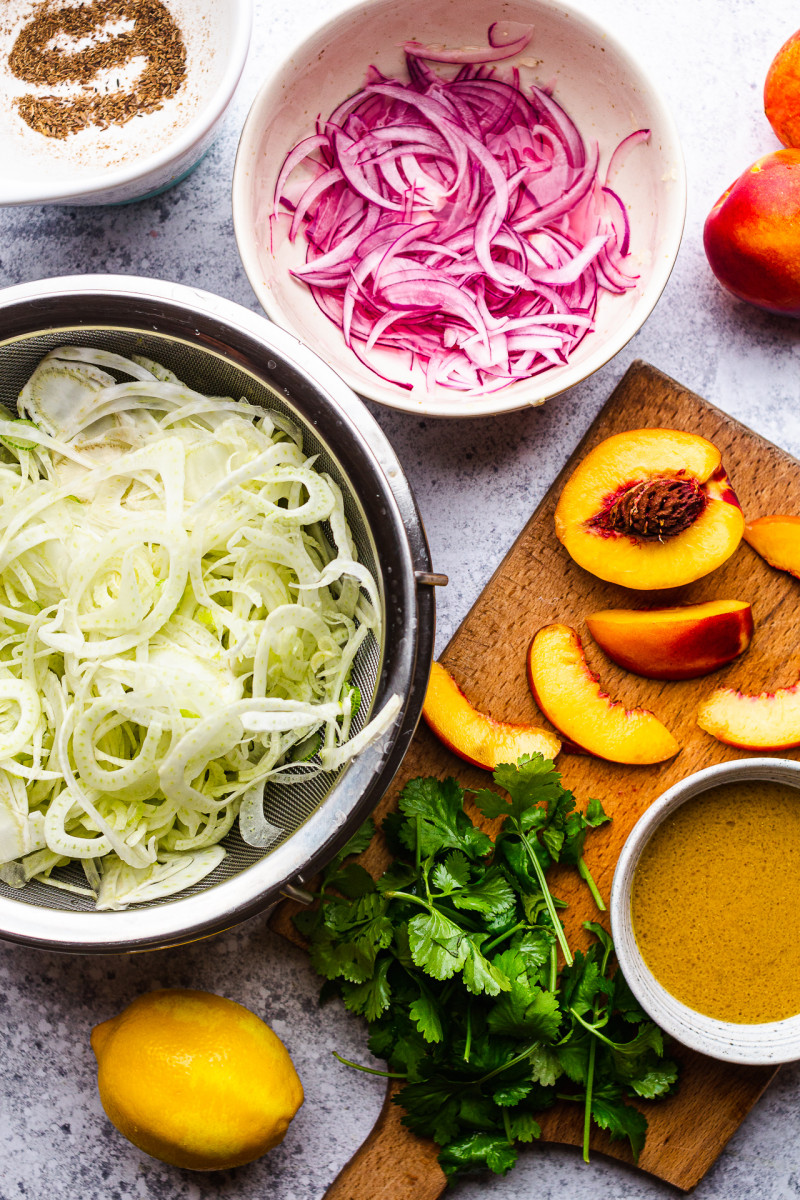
[3,0,800,1197]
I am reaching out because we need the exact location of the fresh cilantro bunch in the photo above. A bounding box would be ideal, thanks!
[296,756,677,1178]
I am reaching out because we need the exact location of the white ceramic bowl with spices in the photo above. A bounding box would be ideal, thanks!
[232,0,685,417]
[611,758,800,1065]
[0,0,252,206]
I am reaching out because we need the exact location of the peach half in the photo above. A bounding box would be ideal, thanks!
[586,600,754,680]
[743,515,800,578]
[526,624,680,765]
[422,660,561,770]
[697,683,800,751]
[554,429,744,590]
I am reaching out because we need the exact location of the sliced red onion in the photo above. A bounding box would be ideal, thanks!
[272,25,650,395]
[403,24,532,64]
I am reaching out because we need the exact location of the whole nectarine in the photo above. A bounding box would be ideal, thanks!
[703,149,800,316]
[765,29,800,148]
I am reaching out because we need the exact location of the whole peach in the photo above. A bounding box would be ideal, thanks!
[765,29,800,148]
[703,149,800,317]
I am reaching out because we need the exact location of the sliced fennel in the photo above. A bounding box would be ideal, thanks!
[0,347,396,910]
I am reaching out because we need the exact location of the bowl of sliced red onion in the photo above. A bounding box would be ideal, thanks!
[233,0,685,416]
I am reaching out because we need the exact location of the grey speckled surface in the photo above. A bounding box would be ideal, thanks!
[3,0,800,1197]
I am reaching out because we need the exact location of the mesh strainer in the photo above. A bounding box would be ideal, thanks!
[0,275,436,952]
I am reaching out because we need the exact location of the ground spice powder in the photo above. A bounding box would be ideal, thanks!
[8,0,187,139]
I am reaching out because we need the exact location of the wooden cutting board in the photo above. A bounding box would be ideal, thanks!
[273,360,799,1195]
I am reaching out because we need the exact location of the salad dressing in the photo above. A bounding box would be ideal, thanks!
[631,780,800,1024]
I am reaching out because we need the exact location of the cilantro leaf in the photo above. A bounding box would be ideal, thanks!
[462,935,512,997]
[561,799,610,865]
[340,957,392,1021]
[584,796,610,827]
[606,1022,665,1078]
[483,755,566,826]
[583,920,613,955]
[376,860,417,894]
[309,935,376,983]
[396,1076,462,1145]
[488,979,562,1041]
[407,910,469,980]
[438,1132,518,1177]
[389,1034,429,1082]
[327,862,376,898]
[541,825,564,860]
[399,776,493,860]
[528,1042,563,1087]
[611,969,649,1024]
[431,850,470,893]
[492,1081,532,1106]
[591,1092,648,1161]
[628,1061,679,1099]
[451,867,515,915]
[328,819,374,871]
[516,929,553,974]
[560,950,613,1016]
[505,1111,541,1143]
[457,1093,498,1129]
[556,1034,591,1084]
[408,993,444,1043]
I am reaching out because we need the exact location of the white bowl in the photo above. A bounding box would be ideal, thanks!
[611,758,800,1066]
[0,0,252,206]
[232,0,686,417]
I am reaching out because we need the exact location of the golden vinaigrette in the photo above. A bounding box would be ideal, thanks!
[631,781,800,1024]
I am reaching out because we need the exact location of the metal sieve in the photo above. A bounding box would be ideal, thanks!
[0,275,437,952]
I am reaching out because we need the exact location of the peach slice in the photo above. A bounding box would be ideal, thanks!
[554,429,744,590]
[697,683,800,750]
[743,515,800,578]
[586,600,754,680]
[527,624,680,764]
[422,660,561,769]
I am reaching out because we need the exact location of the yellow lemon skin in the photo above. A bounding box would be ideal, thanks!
[90,989,304,1171]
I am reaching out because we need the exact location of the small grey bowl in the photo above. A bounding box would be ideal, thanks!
[610,757,800,1065]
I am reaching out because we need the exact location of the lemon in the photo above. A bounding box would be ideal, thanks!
[90,989,304,1171]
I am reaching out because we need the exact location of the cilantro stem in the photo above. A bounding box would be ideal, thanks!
[579,928,612,1163]
[464,1001,472,1062]
[332,1052,407,1079]
[515,824,573,966]
[502,1107,514,1145]
[474,1039,540,1086]
[383,889,429,909]
[482,921,526,954]
[548,942,558,993]
[583,1033,597,1162]
[569,1009,613,1045]
[578,858,606,912]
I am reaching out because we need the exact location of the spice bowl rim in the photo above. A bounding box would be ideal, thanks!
[231,0,687,418]
[610,756,800,1065]
[0,0,253,206]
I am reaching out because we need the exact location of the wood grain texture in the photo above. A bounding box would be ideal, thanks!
[274,361,796,1196]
